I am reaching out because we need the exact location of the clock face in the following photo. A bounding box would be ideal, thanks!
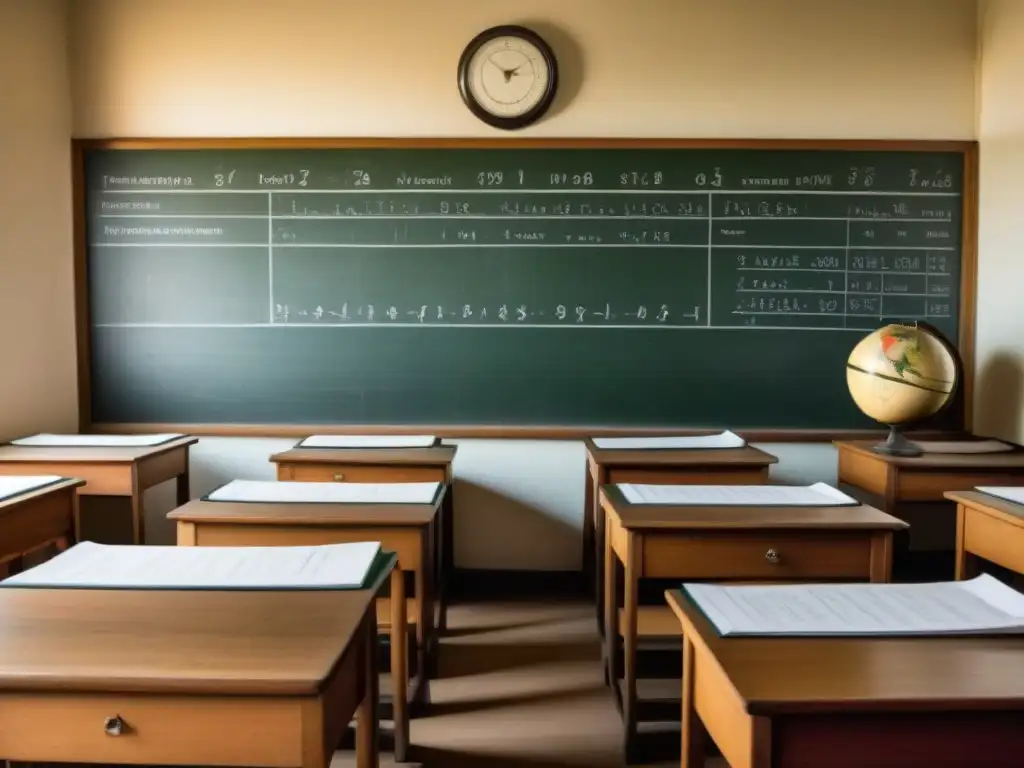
[459,27,557,129]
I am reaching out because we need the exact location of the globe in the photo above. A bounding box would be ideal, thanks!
[846,323,959,456]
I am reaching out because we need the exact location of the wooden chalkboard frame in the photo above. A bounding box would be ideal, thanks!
[71,137,979,441]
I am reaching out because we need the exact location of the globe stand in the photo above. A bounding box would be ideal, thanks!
[872,424,923,458]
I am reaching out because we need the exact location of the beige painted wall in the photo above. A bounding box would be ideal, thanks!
[1,0,1003,566]
[0,0,77,441]
[975,0,1024,442]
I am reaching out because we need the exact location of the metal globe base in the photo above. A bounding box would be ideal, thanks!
[871,424,923,458]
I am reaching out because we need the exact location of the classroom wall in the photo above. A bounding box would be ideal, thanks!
[0,0,77,440]
[974,0,1024,443]
[2,0,987,565]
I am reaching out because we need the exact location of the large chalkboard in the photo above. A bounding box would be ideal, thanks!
[76,139,975,435]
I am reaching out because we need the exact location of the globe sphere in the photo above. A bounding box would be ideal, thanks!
[845,324,958,426]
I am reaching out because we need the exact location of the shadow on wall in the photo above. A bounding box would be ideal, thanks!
[454,479,579,571]
[513,20,584,124]
[974,351,1024,440]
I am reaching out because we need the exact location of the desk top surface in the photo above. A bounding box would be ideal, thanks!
[666,589,1024,714]
[945,491,1024,528]
[600,485,906,531]
[0,478,85,510]
[835,440,1024,469]
[169,493,442,526]
[0,587,372,695]
[585,441,778,467]
[270,445,457,466]
[0,436,198,464]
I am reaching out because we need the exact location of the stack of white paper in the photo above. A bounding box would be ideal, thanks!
[206,479,441,504]
[592,430,746,450]
[0,475,65,500]
[11,433,183,447]
[976,486,1024,506]
[618,482,857,506]
[1,541,383,590]
[682,574,1024,637]
[298,434,436,449]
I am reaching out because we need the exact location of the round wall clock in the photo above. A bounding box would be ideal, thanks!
[457,25,559,130]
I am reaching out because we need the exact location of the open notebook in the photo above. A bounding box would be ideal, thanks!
[204,479,441,504]
[296,434,437,449]
[618,482,857,506]
[0,541,393,591]
[0,475,67,504]
[681,574,1024,637]
[591,430,746,450]
[10,433,184,447]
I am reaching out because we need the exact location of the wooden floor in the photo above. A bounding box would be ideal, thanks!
[333,599,725,768]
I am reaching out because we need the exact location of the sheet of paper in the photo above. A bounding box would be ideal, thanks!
[1,540,382,590]
[11,433,184,447]
[976,486,1024,506]
[912,439,1015,454]
[618,481,856,506]
[0,475,65,501]
[591,430,746,450]
[207,479,441,505]
[683,574,1024,636]
[298,434,437,449]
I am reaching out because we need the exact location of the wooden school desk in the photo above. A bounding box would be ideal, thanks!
[945,490,1024,582]
[584,439,778,623]
[600,484,906,761]
[835,439,1024,579]
[0,435,198,545]
[271,440,456,632]
[0,585,385,768]
[169,484,441,734]
[0,477,85,574]
[665,588,1024,768]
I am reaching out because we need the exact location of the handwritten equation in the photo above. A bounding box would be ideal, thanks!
[272,302,702,327]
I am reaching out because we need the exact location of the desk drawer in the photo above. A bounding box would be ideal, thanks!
[0,692,301,765]
[642,531,873,580]
[280,462,444,483]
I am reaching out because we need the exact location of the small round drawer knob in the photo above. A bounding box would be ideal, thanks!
[764,549,781,565]
[333,473,345,481]
[103,715,125,736]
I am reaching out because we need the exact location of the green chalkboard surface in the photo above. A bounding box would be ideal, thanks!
[78,140,973,433]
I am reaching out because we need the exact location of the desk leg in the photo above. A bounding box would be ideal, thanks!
[130,470,145,545]
[356,614,381,768]
[176,454,191,506]
[603,509,617,690]
[414,538,433,704]
[621,533,640,763]
[954,506,981,581]
[680,634,707,768]
[438,476,453,634]
[70,492,82,546]
[390,565,409,762]
[594,466,607,634]
[582,457,595,599]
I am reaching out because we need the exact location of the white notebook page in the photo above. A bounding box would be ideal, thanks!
[207,479,441,504]
[2,541,383,590]
[618,482,856,506]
